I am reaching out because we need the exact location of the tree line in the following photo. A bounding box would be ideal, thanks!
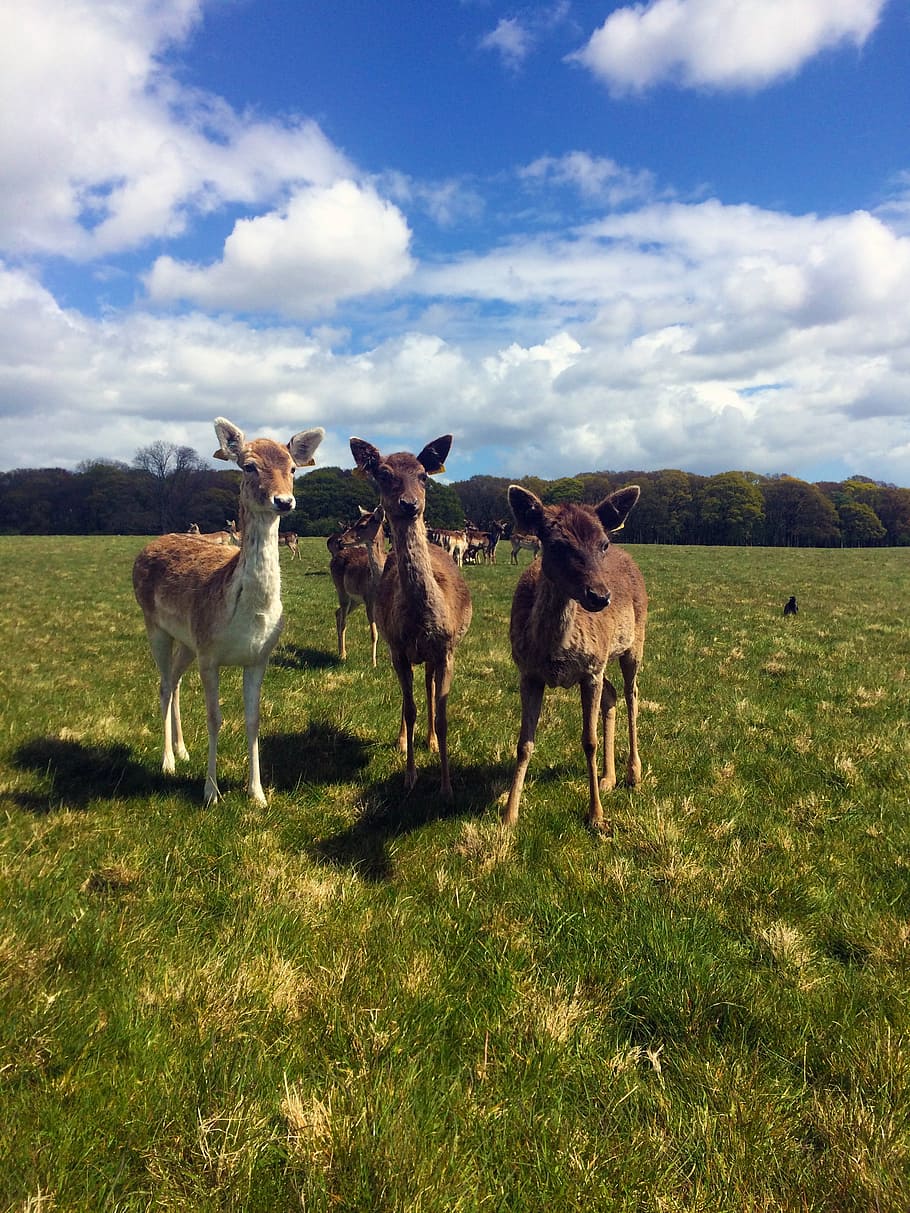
[1,441,907,546]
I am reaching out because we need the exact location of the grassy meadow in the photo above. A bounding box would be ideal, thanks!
[1,534,909,1211]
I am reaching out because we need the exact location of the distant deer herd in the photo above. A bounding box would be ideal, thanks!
[134,418,647,830]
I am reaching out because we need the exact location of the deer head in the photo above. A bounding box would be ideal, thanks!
[508,484,640,613]
[349,436,451,524]
[213,417,324,516]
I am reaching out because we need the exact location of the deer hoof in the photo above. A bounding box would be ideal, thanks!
[587,814,613,837]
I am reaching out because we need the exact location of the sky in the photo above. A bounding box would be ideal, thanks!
[2,0,910,485]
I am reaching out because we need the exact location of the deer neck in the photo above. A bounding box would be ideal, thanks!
[388,514,442,604]
[531,571,577,644]
[234,499,282,607]
[365,535,387,584]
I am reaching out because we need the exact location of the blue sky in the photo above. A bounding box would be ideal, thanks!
[2,0,910,485]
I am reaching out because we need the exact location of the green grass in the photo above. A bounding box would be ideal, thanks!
[1,535,909,1211]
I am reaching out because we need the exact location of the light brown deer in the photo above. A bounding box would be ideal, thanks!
[279,530,300,558]
[350,436,472,798]
[328,508,387,667]
[340,506,387,583]
[188,522,233,544]
[502,484,647,830]
[510,533,541,563]
[133,417,324,805]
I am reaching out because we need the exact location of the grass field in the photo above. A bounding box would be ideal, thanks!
[1,534,909,1212]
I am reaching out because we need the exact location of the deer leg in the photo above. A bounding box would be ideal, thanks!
[169,643,195,762]
[391,651,418,788]
[198,662,223,805]
[599,677,618,794]
[503,675,545,826]
[425,664,439,753]
[581,673,609,831]
[365,604,378,668]
[242,663,268,806]
[433,653,455,799]
[335,600,349,661]
[147,628,179,774]
[620,652,642,786]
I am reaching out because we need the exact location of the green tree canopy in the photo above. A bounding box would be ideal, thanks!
[697,472,765,545]
[287,467,378,535]
[836,499,887,546]
[762,477,840,547]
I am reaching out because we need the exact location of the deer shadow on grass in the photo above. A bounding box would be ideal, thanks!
[270,642,340,671]
[260,721,372,790]
[9,737,199,814]
[307,755,509,883]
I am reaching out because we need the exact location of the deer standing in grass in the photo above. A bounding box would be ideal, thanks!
[350,436,472,798]
[329,507,387,667]
[502,484,647,830]
[133,417,324,805]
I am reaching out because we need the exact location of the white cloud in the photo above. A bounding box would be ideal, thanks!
[479,3,572,71]
[146,181,415,316]
[479,18,534,70]
[3,187,910,485]
[571,0,886,93]
[520,151,659,206]
[0,0,351,258]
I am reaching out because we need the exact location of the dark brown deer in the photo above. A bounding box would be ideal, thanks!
[350,435,472,798]
[133,417,324,805]
[502,484,647,830]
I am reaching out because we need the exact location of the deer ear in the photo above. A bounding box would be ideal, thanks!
[596,485,640,533]
[350,437,382,480]
[214,417,246,464]
[288,426,324,468]
[508,485,545,536]
[417,435,452,476]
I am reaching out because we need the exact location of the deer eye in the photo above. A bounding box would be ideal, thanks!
[600,540,610,554]
[242,460,258,474]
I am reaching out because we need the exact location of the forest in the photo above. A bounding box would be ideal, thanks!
[1,438,908,546]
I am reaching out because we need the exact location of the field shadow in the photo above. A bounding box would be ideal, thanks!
[260,721,372,789]
[9,737,198,814]
[308,757,508,883]
[271,643,339,671]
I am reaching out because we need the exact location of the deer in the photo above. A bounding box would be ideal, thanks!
[279,530,300,558]
[510,533,541,564]
[485,519,507,564]
[132,417,324,806]
[340,506,387,583]
[502,484,647,831]
[226,519,241,547]
[350,435,472,798]
[328,508,387,667]
[188,522,233,545]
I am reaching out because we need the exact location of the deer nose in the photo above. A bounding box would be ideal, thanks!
[583,588,611,612]
[274,495,295,513]
[398,497,420,518]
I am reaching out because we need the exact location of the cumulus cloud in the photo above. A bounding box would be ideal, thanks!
[0,0,351,257]
[5,181,910,485]
[146,181,415,316]
[571,0,886,93]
